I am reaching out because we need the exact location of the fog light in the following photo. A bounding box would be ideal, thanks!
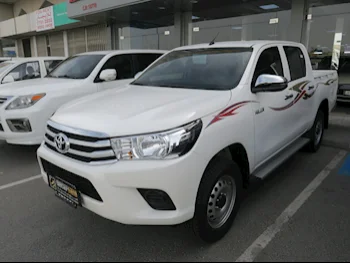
[138,189,176,211]
[6,119,32,133]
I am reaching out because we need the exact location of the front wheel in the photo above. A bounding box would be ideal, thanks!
[306,110,325,152]
[192,157,242,243]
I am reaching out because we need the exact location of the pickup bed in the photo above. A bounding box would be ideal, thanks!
[37,41,337,243]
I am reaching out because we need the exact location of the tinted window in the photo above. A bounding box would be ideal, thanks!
[252,47,284,86]
[132,48,252,91]
[47,55,104,79]
[45,60,63,73]
[99,55,133,80]
[5,62,41,82]
[284,46,306,81]
[135,53,163,73]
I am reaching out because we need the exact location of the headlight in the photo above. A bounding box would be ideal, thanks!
[110,119,202,160]
[6,93,46,110]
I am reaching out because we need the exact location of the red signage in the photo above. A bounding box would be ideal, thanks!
[82,3,97,11]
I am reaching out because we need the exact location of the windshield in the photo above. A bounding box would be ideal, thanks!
[132,48,252,90]
[0,62,13,74]
[47,55,104,79]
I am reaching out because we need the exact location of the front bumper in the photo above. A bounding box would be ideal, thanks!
[337,85,350,103]
[0,107,48,145]
[37,144,208,225]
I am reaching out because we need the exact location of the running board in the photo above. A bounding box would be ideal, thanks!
[252,138,310,180]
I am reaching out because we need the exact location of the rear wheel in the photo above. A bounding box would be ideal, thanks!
[306,110,325,152]
[192,157,242,243]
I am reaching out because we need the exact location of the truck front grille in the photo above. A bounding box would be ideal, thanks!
[44,121,116,164]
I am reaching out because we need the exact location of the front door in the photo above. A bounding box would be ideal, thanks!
[252,46,296,166]
[96,54,135,91]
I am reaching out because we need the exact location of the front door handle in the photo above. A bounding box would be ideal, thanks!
[309,85,315,90]
[285,94,294,100]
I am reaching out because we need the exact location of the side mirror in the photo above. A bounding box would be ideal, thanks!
[252,74,288,93]
[134,71,143,79]
[2,75,15,84]
[100,69,117,82]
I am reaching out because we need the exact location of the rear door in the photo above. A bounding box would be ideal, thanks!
[282,45,315,134]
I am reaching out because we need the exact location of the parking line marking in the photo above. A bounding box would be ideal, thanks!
[235,150,347,262]
[0,175,42,191]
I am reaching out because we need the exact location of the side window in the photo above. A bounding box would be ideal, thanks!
[283,46,306,81]
[100,55,133,80]
[45,60,62,73]
[252,47,284,86]
[6,62,41,82]
[135,54,162,73]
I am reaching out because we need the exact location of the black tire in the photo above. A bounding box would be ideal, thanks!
[306,110,325,152]
[192,157,242,243]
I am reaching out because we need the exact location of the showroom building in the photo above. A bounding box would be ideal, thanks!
[66,0,350,81]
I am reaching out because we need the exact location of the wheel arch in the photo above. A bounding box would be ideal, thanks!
[319,99,329,129]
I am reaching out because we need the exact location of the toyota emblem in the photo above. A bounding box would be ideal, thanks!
[54,133,70,154]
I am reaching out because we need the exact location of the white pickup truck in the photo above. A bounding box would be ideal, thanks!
[0,50,165,145]
[37,41,338,243]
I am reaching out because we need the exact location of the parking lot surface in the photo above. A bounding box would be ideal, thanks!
[1,116,350,261]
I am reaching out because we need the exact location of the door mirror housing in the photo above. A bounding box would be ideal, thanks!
[2,75,15,84]
[135,71,143,79]
[252,74,288,93]
[99,69,117,82]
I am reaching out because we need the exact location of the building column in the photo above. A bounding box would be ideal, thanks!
[0,41,3,57]
[63,31,69,57]
[31,36,38,57]
[288,0,309,43]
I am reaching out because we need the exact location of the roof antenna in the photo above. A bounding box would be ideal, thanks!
[209,32,220,46]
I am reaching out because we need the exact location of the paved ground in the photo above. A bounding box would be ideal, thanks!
[0,106,350,261]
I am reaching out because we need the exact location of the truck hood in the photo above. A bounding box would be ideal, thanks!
[0,78,83,96]
[52,85,231,137]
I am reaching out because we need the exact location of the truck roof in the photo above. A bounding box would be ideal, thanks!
[77,50,167,56]
[174,40,302,51]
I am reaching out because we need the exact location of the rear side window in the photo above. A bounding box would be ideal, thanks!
[135,54,163,73]
[284,46,306,81]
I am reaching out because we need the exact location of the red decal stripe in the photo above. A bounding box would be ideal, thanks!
[208,101,257,127]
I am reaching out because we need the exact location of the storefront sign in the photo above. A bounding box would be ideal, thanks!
[36,6,54,32]
[67,0,152,18]
[53,2,77,27]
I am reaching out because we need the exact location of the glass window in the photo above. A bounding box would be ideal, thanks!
[100,55,134,80]
[134,53,163,73]
[252,47,284,86]
[44,60,63,73]
[284,46,306,81]
[132,48,253,91]
[47,55,104,80]
[5,62,41,82]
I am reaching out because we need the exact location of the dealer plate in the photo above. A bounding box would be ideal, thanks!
[48,175,81,208]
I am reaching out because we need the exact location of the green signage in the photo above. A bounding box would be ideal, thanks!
[54,2,78,27]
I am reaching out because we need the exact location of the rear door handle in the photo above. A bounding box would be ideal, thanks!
[309,85,315,90]
[285,94,293,100]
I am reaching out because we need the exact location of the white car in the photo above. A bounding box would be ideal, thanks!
[0,50,165,145]
[37,41,337,243]
[0,57,65,85]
